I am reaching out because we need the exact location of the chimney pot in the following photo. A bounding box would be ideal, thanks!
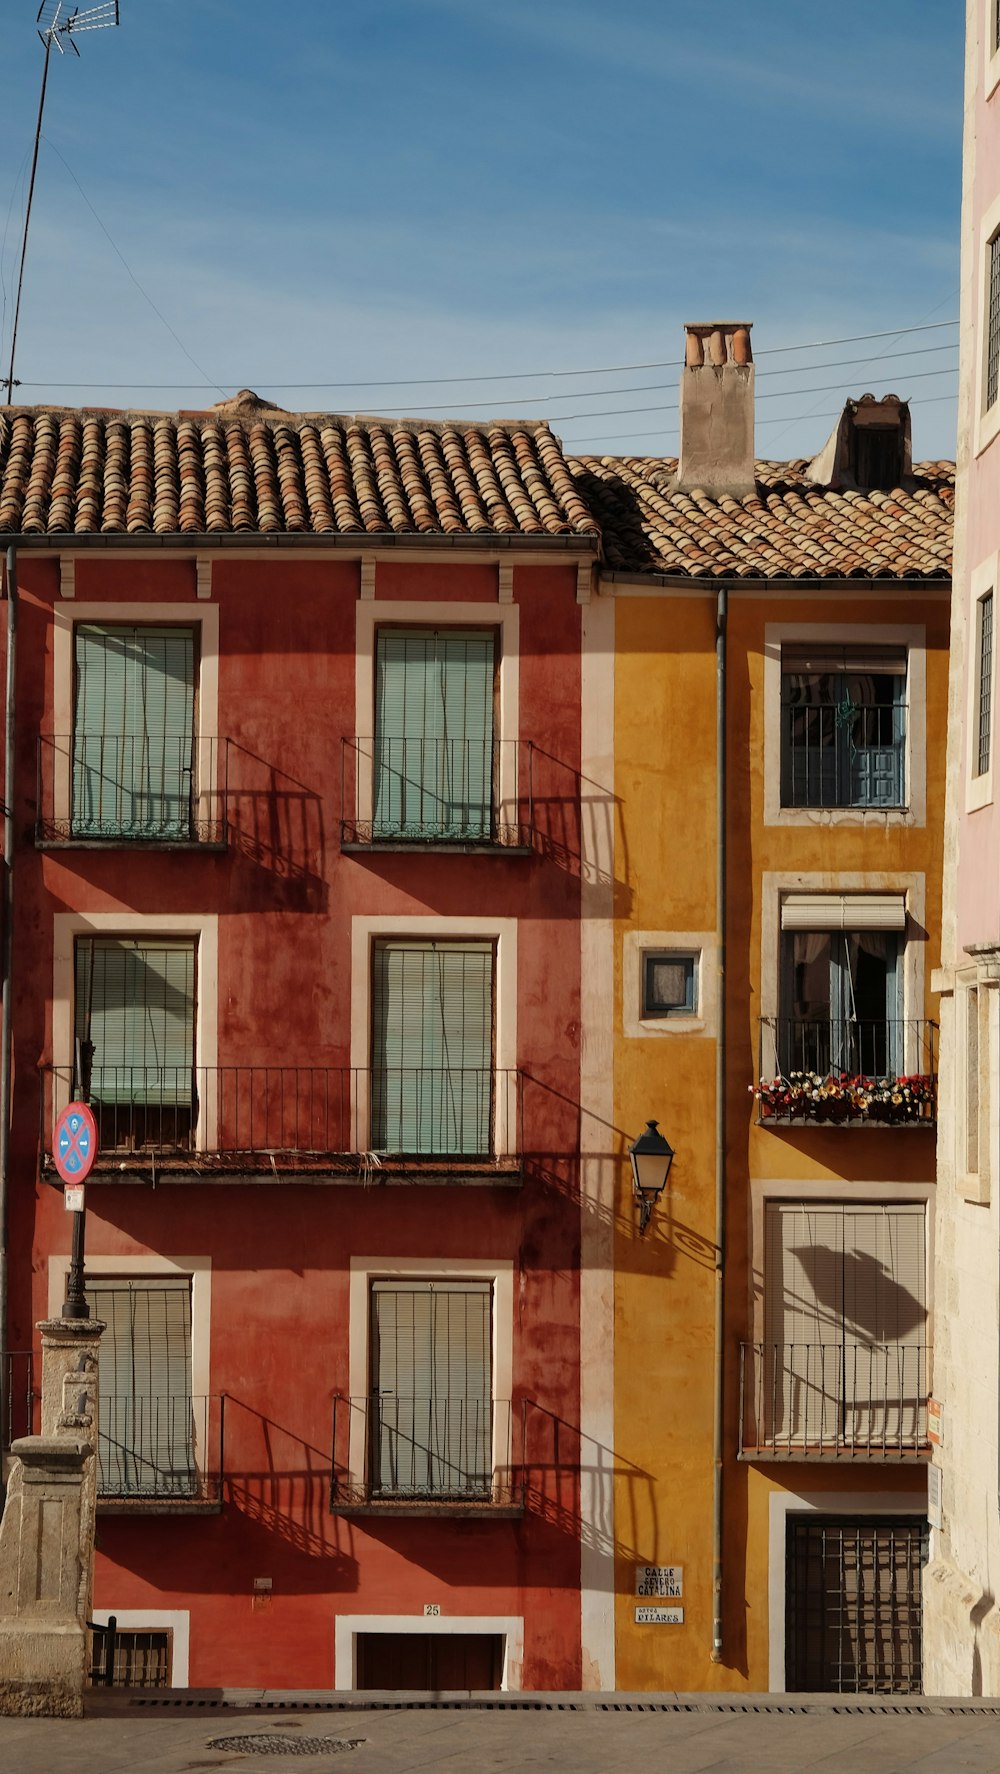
[675,322,755,497]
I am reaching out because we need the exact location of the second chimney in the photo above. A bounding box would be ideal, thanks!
[675,322,755,497]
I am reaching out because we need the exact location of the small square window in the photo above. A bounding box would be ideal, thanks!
[643,951,697,1018]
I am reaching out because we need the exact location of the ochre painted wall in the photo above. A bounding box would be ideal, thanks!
[611,586,949,1692]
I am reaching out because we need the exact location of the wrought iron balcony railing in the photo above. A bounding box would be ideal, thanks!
[780,698,906,809]
[96,1393,224,1504]
[739,1341,930,1459]
[40,1065,522,1171]
[2,1350,34,1450]
[36,734,228,846]
[341,736,532,848]
[755,1018,937,1125]
[330,1394,521,1511]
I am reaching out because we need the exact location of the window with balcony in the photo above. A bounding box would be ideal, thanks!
[368,1279,493,1499]
[372,628,496,841]
[780,645,907,810]
[370,939,493,1155]
[71,626,196,840]
[85,1278,197,1499]
[75,937,196,1152]
[740,1201,929,1458]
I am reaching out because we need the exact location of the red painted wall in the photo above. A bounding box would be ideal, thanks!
[8,549,584,1690]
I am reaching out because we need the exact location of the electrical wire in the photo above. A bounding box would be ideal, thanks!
[561,392,958,450]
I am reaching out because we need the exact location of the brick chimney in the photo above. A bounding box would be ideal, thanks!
[674,322,755,497]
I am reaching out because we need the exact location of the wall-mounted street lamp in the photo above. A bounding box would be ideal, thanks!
[628,1119,675,1235]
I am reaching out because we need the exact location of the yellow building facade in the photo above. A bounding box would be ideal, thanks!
[578,347,954,1693]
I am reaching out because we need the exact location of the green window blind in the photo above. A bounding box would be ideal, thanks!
[75,938,195,1108]
[370,1280,492,1495]
[370,940,493,1155]
[85,1278,195,1497]
[373,629,495,839]
[73,625,195,838]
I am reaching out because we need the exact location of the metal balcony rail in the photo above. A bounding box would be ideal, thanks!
[330,1394,519,1507]
[2,1350,34,1449]
[36,734,227,845]
[40,1065,522,1165]
[341,736,532,847]
[96,1393,224,1501]
[756,1018,937,1124]
[780,697,906,808]
[739,1342,930,1458]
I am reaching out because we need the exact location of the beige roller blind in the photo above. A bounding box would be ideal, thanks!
[780,893,907,932]
[765,1203,926,1347]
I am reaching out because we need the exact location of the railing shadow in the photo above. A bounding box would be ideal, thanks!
[224,742,327,911]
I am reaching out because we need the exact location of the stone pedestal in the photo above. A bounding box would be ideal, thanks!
[0,1316,104,1717]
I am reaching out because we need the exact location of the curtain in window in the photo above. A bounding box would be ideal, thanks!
[370,941,493,1154]
[85,1279,195,1497]
[75,939,195,1108]
[764,1203,926,1449]
[782,930,900,1076]
[373,630,494,838]
[73,627,195,838]
[370,1281,492,1495]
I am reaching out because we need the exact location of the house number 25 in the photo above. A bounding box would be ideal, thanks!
[424,1603,441,1616]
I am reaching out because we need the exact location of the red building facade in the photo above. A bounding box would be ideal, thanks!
[0,396,599,1690]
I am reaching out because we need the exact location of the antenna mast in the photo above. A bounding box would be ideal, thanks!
[4,3,121,405]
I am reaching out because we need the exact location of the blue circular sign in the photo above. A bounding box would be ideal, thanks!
[54,1101,98,1184]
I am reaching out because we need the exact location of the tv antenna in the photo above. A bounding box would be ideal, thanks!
[3,3,121,404]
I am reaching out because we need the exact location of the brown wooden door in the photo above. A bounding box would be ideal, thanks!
[356,1632,503,1691]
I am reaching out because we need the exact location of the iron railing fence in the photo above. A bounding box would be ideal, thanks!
[780,698,906,809]
[96,1392,224,1502]
[2,1350,34,1449]
[739,1342,930,1458]
[36,734,228,845]
[756,1018,937,1125]
[341,736,532,847]
[330,1394,520,1507]
[40,1065,522,1165]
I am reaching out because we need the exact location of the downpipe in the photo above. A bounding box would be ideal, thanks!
[711,585,727,1664]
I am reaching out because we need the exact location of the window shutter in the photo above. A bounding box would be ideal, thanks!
[374,630,494,837]
[370,1281,492,1494]
[85,1279,194,1496]
[73,626,195,838]
[780,893,906,931]
[76,939,195,1105]
[371,941,492,1153]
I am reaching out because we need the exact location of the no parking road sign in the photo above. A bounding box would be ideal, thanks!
[54,1101,98,1185]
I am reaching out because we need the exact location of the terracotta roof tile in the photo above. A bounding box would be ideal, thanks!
[568,453,953,578]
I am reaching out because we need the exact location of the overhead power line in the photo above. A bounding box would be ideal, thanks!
[562,391,959,450]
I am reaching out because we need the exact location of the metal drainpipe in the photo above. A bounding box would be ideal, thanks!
[0,546,17,1462]
[711,585,727,1664]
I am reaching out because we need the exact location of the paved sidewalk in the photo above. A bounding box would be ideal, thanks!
[3,1691,1000,1773]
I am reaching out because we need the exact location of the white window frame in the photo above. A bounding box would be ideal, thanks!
[350,914,517,1157]
[52,913,218,1154]
[334,1613,523,1691]
[90,1610,190,1688]
[345,1255,514,1510]
[622,929,717,1038]
[354,600,519,838]
[763,623,926,829]
[52,601,220,839]
[967,553,998,809]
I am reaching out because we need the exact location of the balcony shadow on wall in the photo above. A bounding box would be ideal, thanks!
[523,747,631,913]
[224,743,327,912]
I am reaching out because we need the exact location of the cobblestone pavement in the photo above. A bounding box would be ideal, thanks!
[3,1692,1000,1774]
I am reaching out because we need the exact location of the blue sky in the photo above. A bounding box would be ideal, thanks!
[0,0,963,460]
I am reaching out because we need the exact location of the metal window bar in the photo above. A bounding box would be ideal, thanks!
[89,1621,172,1689]
[41,1065,521,1162]
[329,1394,518,1507]
[2,1351,34,1448]
[978,592,994,777]
[780,693,906,808]
[36,736,227,846]
[988,233,1000,412]
[756,1018,937,1124]
[341,737,531,848]
[739,1342,930,1457]
[95,1393,222,1500]
[785,1516,927,1693]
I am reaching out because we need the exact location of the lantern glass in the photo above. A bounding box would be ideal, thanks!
[628,1119,675,1202]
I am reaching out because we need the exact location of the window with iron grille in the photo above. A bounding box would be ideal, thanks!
[373,629,496,840]
[786,1517,927,1693]
[89,1624,173,1688]
[369,1280,493,1498]
[74,937,196,1151]
[85,1279,195,1498]
[976,591,994,777]
[370,940,494,1155]
[780,645,907,809]
[72,626,196,839]
[988,233,1000,412]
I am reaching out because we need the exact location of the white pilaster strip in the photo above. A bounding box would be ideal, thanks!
[579,591,616,1689]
